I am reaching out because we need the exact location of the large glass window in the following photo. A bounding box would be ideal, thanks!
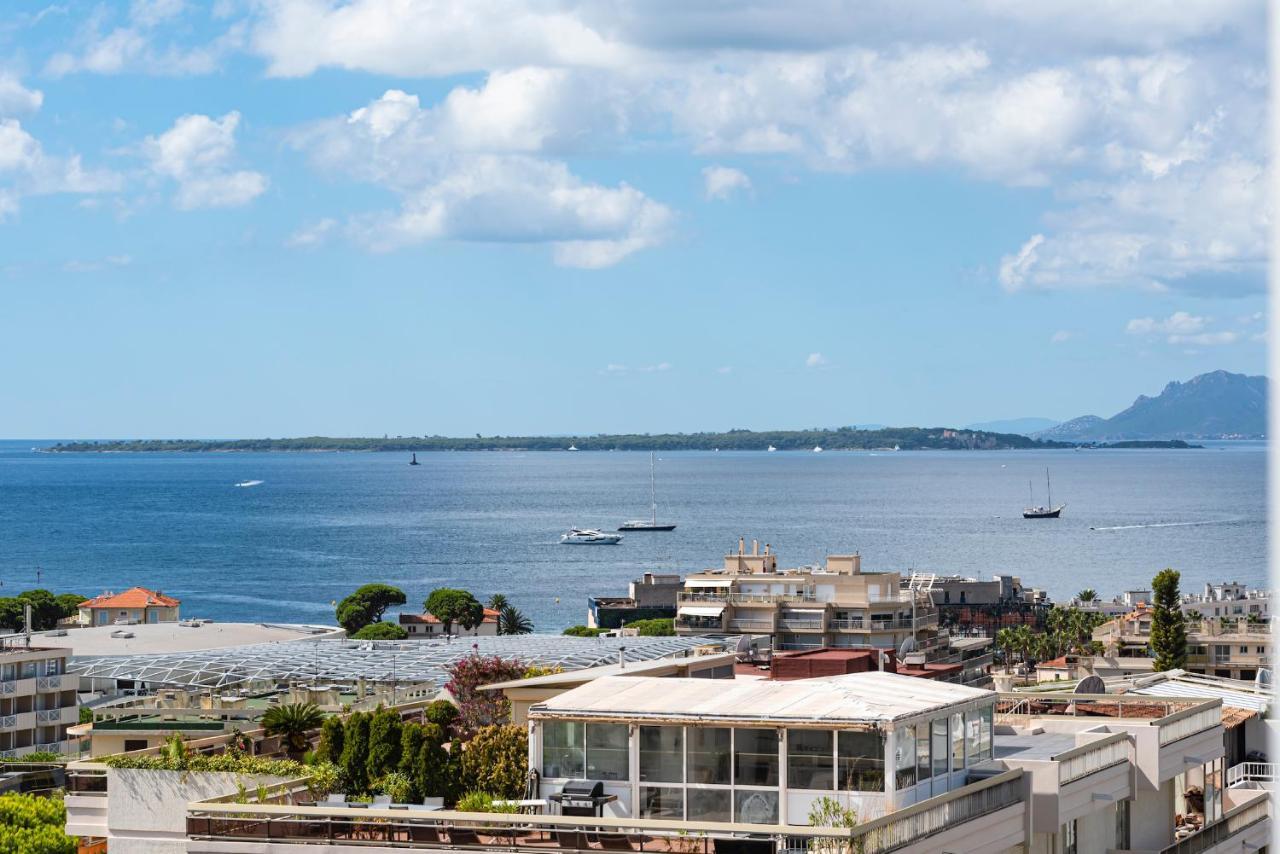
[687,788,732,822]
[542,721,585,779]
[586,723,629,781]
[916,724,931,782]
[964,711,982,767]
[787,730,834,790]
[837,730,885,792]
[639,787,683,819]
[931,719,948,780]
[734,728,779,786]
[950,712,964,772]
[639,726,684,783]
[979,707,993,761]
[894,726,917,789]
[734,790,778,825]
[688,727,731,785]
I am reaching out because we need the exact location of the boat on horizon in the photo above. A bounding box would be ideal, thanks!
[409,453,420,466]
[234,480,264,488]
[813,446,823,453]
[1023,468,1065,519]
[561,527,623,544]
[767,445,777,452]
[618,451,677,531]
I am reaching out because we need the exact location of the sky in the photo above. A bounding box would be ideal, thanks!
[0,0,1270,438]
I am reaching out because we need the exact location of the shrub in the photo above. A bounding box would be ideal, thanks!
[306,762,341,799]
[0,793,75,854]
[444,657,526,739]
[352,622,409,640]
[376,771,415,804]
[414,737,455,803]
[367,707,403,781]
[101,753,310,777]
[562,625,603,637]
[339,712,372,794]
[456,790,520,814]
[460,725,528,799]
[629,618,675,636]
[424,700,459,731]
[316,716,345,764]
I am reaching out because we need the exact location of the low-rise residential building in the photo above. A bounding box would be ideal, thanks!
[1181,581,1271,622]
[674,541,942,656]
[78,588,181,626]
[922,573,1051,633]
[0,643,80,757]
[587,572,682,629]
[399,607,500,638]
[1093,607,1272,681]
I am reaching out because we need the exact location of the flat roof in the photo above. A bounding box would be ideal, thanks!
[22,623,342,658]
[531,671,993,726]
[482,652,737,691]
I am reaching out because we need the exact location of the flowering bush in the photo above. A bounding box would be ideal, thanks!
[443,656,526,739]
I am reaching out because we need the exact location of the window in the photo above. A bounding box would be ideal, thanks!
[542,721,585,779]
[964,710,982,767]
[734,790,778,824]
[979,707,993,761]
[586,724,629,781]
[1063,818,1078,854]
[950,712,964,772]
[787,729,833,790]
[689,727,731,785]
[1114,799,1131,849]
[734,728,778,786]
[894,725,916,789]
[931,719,948,780]
[916,724,931,782]
[687,788,732,821]
[1240,646,1249,654]
[639,786,683,819]
[639,726,684,783]
[837,730,885,792]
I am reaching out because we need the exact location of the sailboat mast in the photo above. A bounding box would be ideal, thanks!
[1045,468,1052,508]
[650,451,657,525]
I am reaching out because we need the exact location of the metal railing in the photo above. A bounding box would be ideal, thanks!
[67,769,109,795]
[1226,762,1276,788]
[1159,793,1270,854]
[729,620,774,631]
[677,593,729,604]
[35,709,64,724]
[776,619,824,631]
[727,593,815,605]
[829,618,864,630]
[1055,733,1131,785]
[36,676,64,691]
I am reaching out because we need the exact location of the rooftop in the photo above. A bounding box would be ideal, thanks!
[530,671,992,726]
[79,587,180,609]
[481,653,738,691]
[22,622,340,658]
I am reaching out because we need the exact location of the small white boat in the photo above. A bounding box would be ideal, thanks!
[235,480,264,488]
[567,445,579,452]
[813,446,823,453]
[560,528,623,544]
[767,445,777,452]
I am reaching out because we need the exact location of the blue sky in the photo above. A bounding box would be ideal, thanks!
[0,1,1269,438]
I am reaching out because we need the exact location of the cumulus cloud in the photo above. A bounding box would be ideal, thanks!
[1125,311,1241,346]
[286,217,337,248]
[0,99,122,219]
[45,2,239,77]
[142,112,267,209]
[702,165,751,200]
[0,75,43,114]
[805,352,827,368]
[63,254,133,273]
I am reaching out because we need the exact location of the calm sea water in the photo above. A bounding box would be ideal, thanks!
[0,441,1265,630]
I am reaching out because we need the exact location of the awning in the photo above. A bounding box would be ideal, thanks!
[679,605,726,617]
[685,578,733,588]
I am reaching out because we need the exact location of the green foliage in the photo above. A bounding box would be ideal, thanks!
[1151,568,1188,672]
[367,707,403,782]
[0,589,85,632]
[497,605,534,635]
[262,703,326,755]
[78,706,93,724]
[486,594,509,612]
[562,625,603,637]
[352,621,409,640]
[1077,589,1098,603]
[413,734,455,802]
[6,752,64,764]
[460,725,528,799]
[807,796,859,828]
[306,762,341,799]
[995,607,1108,667]
[336,584,407,635]
[376,771,415,804]
[629,618,675,636]
[424,588,485,635]
[339,712,372,794]
[316,716,345,764]
[0,793,76,854]
[101,752,310,777]
[424,701,459,731]
[456,790,520,813]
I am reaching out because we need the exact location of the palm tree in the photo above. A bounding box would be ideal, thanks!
[1077,589,1097,603]
[487,593,510,612]
[498,605,533,635]
[262,702,326,758]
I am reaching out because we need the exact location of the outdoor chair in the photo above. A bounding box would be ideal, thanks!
[372,795,393,807]
[324,793,347,805]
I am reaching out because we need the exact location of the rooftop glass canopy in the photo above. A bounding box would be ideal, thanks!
[69,635,725,691]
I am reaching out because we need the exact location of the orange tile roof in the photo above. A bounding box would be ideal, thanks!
[79,587,180,610]
[1222,707,1258,729]
[401,607,500,625]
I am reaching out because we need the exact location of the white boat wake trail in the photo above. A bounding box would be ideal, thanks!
[1091,519,1237,532]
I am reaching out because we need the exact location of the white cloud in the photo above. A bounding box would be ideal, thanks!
[286,217,337,248]
[1168,331,1239,346]
[1050,330,1072,343]
[1125,311,1241,346]
[702,165,751,200]
[143,112,267,209]
[63,254,133,273]
[0,116,121,219]
[805,352,827,368]
[0,75,43,114]
[44,2,239,77]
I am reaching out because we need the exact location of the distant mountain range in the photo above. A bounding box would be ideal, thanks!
[1034,370,1267,441]
[965,417,1060,436]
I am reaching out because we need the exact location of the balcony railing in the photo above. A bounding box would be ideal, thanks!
[1055,733,1131,785]
[776,618,824,631]
[1159,792,1270,854]
[1226,762,1276,788]
[830,618,864,630]
[677,592,728,604]
[36,675,65,691]
[728,620,774,631]
[726,593,814,605]
[1157,704,1221,747]
[67,769,109,795]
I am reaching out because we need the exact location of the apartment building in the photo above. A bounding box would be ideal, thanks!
[0,643,80,758]
[1181,581,1271,622]
[1093,607,1272,681]
[587,572,681,629]
[674,541,941,656]
[922,573,1051,633]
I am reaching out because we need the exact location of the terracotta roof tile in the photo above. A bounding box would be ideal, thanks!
[79,587,180,610]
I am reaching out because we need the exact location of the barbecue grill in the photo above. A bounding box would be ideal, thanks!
[548,780,618,816]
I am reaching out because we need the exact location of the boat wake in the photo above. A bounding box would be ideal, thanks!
[1090,519,1236,532]
[235,480,264,488]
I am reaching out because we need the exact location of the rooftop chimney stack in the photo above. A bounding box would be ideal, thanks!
[738,537,745,555]
[752,539,759,556]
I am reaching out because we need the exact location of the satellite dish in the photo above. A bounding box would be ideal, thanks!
[1075,675,1106,695]
[898,637,917,657]
[1256,669,1271,688]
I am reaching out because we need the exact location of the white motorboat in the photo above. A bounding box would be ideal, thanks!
[813,446,823,453]
[560,528,623,544]
[767,445,777,452]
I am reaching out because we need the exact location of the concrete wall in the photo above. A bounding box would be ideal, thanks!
[1129,776,1175,851]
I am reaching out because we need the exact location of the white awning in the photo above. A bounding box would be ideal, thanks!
[685,578,733,588]
[679,605,725,617]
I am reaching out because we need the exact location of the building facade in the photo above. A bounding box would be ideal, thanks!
[399,608,500,638]
[0,644,80,757]
[587,572,681,629]
[78,588,180,626]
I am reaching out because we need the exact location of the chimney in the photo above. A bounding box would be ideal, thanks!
[764,544,771,555]
[738,537,745,555]
[752,539,759,556]
[618,646,626,670]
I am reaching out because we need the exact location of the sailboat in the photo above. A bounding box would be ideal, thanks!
[1023,468,1065,519]
[618,451,677,531]
[409,453,420,466]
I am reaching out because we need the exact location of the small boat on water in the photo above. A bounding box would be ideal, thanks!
[767,445,777,452]
[1023,468,1065,519]
[618,451,676,531]
[235,480,264,488]
[567,444,579,452]
[409,453,420,466]
[813,446,823,453]
[561,528,623,544]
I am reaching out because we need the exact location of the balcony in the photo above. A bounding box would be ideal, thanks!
[677,592,728,604]
[36,675,67,691]
[830,618,865,630]
[776,616,825,632]
[1155,788,1270,854]
[727,619,775,632]
[0,711,36,731]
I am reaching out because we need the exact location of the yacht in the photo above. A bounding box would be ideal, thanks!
[618,452,676,531]
[561,528,623,545]
[767,445,777,452]
[1023,468,1066,519]
[813,446,823,453]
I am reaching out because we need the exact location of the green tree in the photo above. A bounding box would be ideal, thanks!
[0,792,76,854]
[486,594,510,612]
[340,712,372,794]
[424,701,460,732]
[15,591,62,631]
[352,621,409,640]
[562,625,603,637]
[1151,568,1187,671]
[460,724,529,799]
[0,599,22,632]
[424,588,485,635]
[630,618,674,636]
[335,584,407,635]
[414,732,455,802]
[1077,589,1098,603]
[261,703,325,759]
[497,605,533,635]
[316,716,345,764]
[367,707,403,782]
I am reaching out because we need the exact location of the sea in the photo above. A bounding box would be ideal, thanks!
[0,440,1266,632]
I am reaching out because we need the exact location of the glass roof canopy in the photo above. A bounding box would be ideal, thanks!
[68,635,725,691]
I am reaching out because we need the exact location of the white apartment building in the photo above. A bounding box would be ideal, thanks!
[0,643,80,757]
